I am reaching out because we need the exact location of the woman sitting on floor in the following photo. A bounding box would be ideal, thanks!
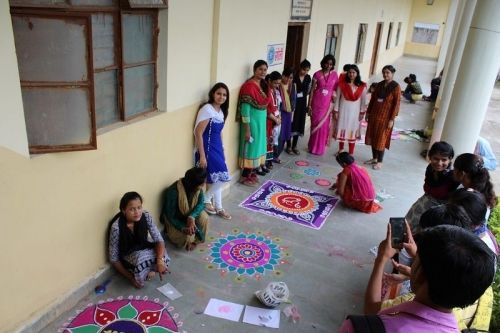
[331,152,381,213]
[161,167,209,251]
[108,191,170,289]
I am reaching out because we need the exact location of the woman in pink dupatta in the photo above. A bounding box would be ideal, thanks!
[332,152,381,213]
[307,55,339,155]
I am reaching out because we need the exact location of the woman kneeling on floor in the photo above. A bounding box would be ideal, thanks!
[332,152,381,213]
[108,191,170,289]
[161,167,209,251]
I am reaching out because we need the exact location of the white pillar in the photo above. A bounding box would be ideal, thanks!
[436,0,460,76]
[429,0,474,146]
[441,0,500,156]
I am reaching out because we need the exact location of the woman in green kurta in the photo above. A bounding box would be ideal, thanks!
[160,167,209,251]
[238,60,271,186]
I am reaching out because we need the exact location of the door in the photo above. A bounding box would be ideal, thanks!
[370,22,383,76]
[284,24,304,69]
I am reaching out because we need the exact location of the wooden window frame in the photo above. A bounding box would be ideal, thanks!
[324,24,340,57]
[355,23,367,64]
[11,10,97,154]
[10,4,160,154]
[386,22,393,50]
[395,22,402,46]
[120,10,159,121]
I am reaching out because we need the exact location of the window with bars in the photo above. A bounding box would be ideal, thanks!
[9,0,165,154]
[395,22,402,46]
[354,23,367,64]
[324,24,341,58]
[386,22,393,49]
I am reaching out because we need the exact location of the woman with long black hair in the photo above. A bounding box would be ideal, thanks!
[108,192,169,288]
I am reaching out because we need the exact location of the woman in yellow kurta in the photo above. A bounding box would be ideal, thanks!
[364,65,400,170]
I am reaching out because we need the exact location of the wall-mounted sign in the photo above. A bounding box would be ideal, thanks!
[291,0,312,20]
[411,22,440,45]
[267,43,285,66]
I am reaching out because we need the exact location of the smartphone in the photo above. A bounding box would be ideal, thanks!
[389,217,406,249]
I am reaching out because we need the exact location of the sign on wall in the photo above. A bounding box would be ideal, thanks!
[291,0,313,20]
[267,43,285,66]
[411,22,440,45]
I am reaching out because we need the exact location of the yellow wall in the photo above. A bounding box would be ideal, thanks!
[307,0,412,80]
[404,0,451,58]
[0,1,29,157]
[0,0,415,331]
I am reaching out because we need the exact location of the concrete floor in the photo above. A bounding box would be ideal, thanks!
[40,56,499,333]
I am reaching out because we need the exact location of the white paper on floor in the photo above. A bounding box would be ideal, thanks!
[203,298,245,322]
[157,283,183,300]
[243,305,280,328]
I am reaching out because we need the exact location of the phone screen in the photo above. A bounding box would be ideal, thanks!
[389,217,406,249]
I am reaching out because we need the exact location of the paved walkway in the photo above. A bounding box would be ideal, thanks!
[39,56,498,333]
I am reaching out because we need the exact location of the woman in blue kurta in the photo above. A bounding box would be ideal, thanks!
[194,82,232,219]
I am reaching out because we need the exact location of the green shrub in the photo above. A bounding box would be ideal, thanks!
[489,199,500,332]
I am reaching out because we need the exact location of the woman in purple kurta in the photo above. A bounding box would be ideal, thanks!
[307,55,339,156]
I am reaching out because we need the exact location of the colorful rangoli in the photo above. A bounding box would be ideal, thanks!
[208,232,282,278]
[239,180,339,229]
[60,298,181,333]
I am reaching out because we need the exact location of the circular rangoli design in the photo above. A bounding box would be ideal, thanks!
[268,191,315,214]
[295,160,310,166]
[61,298,180,333]
[210,233,281,276]
[315,178,332,187]
[290,172,304,180]
[304,167,321,176]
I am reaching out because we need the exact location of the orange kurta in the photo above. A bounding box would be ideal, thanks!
[365,81,400,150]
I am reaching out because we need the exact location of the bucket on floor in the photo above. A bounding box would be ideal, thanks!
[255,281,290,307]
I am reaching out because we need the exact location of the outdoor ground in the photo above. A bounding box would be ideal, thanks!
[38,56,499,333]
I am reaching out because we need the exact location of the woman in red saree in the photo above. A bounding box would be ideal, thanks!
[332,152,381,213]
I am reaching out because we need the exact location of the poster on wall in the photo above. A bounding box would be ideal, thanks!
[411,22,440,45]
[267,43,285,66]
[291,0,313,20]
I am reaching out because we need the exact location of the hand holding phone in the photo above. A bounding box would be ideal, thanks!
[389,217,407,249]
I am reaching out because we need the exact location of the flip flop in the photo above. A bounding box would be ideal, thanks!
[216,209,232,220]
[204,203,217,215]
[364,158,377,165]
[372,163,383,170]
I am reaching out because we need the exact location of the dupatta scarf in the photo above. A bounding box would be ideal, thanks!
[346,163,376,201]
[236,79,270,121]
[339,80,366,101]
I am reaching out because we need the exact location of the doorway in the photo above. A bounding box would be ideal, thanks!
[370,22,383,76]
[285,24,304,69]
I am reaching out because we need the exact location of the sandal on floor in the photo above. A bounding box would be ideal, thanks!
[272,158,282,164]
[216,209,232,220]
[204,203,217,215]
[372,163,383,170]
[364,158,377,165]
[285,148,293,154]
[240,176,256,186]
[292,148,300,155]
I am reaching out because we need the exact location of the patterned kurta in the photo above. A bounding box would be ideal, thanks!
[365,80,400,150]
[109,211,170,284]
